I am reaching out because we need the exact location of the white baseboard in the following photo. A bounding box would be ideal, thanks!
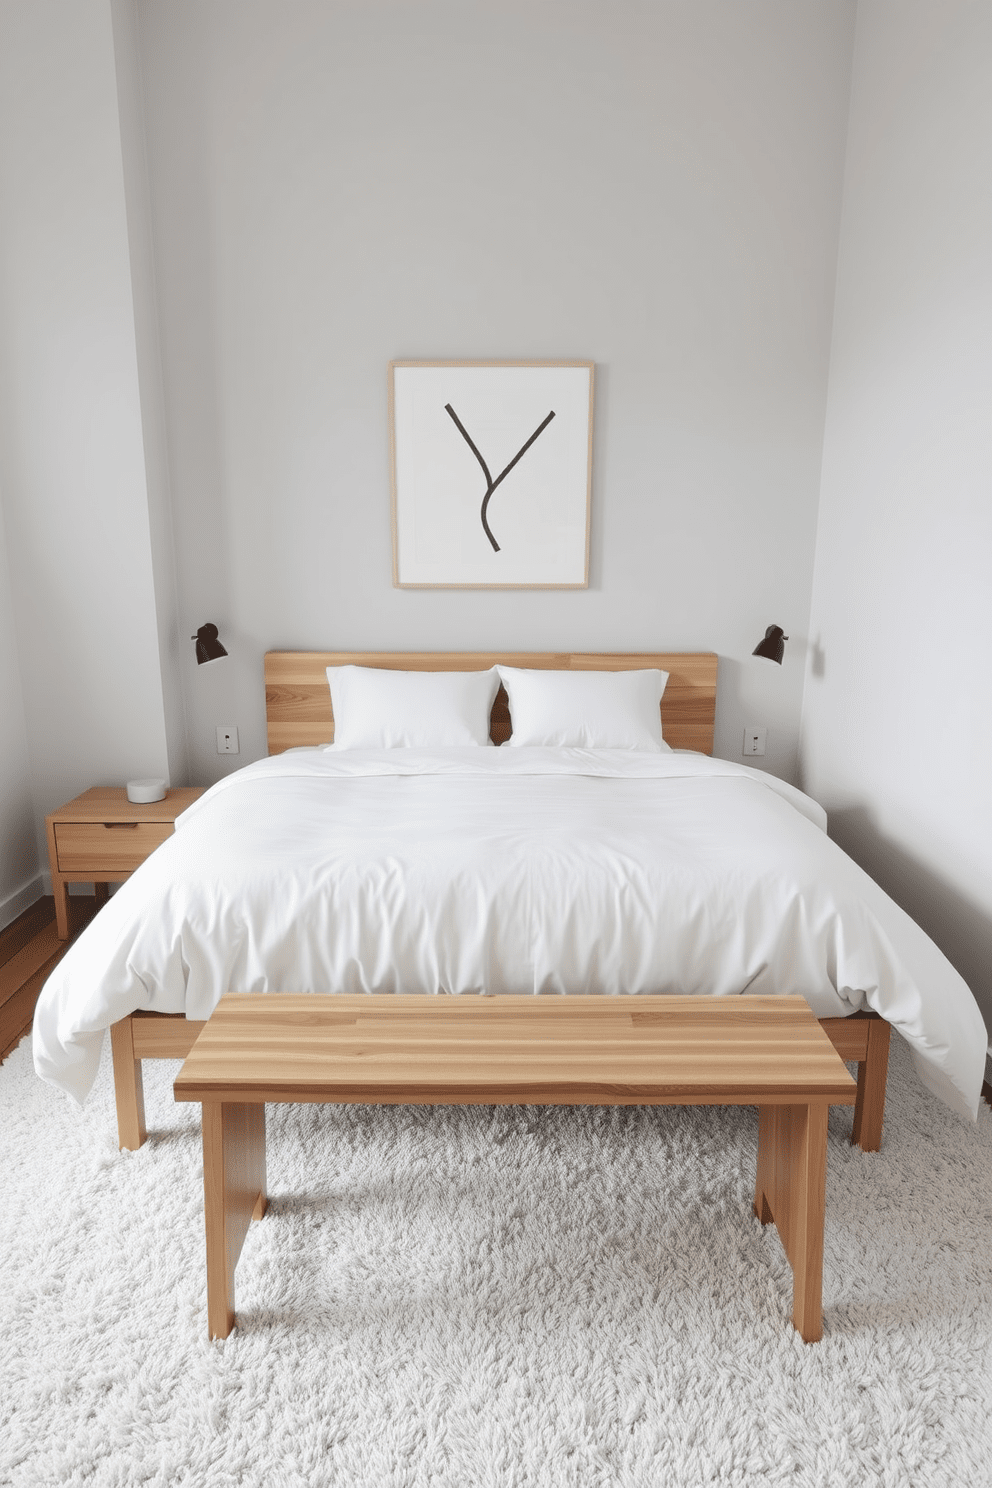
[0,875,46,934]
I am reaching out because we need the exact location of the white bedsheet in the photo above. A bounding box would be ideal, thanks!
[33,748,987,1120]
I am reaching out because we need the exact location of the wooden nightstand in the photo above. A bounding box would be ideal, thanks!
[45,787,205,939]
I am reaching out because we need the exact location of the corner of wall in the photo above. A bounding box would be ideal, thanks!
[110,0,191,785]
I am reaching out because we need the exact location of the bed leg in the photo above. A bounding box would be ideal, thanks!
[110,1016,147,1151]
[850,1017,891,1153]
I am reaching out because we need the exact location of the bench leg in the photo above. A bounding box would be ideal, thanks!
[110,1016,146,1151]
[851,1017,891,1153]
[754,1102,829,1343]
[202,1100,267,1340]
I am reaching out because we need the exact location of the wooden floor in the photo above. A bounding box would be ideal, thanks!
[0,896,97,1063]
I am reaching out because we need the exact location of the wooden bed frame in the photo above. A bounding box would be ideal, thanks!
[109,650,890,1152]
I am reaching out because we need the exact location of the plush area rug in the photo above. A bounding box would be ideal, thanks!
[2,1030,992,1487]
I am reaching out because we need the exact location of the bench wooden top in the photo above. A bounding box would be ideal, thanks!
[174,995,858,1108]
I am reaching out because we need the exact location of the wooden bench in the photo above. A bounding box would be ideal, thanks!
[174,993,857,1342]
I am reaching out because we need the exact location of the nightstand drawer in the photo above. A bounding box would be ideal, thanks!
[54,821,174,874]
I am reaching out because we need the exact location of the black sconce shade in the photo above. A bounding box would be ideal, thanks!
[192,622,228,665]
[752,625,788,665]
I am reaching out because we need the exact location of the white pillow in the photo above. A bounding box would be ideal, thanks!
[326,666,500,748]
[497,666,670,750]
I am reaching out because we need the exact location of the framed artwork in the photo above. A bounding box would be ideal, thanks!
[390,360,594,588]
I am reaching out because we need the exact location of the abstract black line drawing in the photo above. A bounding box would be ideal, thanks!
[390,360,593,588]
[444,403,556,552]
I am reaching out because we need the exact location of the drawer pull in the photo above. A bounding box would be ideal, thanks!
[103,822,139,829]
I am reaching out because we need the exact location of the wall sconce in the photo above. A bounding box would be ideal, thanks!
[192,622,228,665]
[752,625,788,664]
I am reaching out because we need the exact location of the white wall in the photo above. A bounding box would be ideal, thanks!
[802,0,992,1040]
[0,493,38,924]
[135,0,856,786]
[0,0,179,870]
[109,0,191,790]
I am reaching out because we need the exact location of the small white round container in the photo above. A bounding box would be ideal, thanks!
[126,778,167,804]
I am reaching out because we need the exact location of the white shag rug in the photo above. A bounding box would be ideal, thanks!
[2,1032,992,1488]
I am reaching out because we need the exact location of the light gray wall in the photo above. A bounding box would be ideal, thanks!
[802,0,992,1045]
[0,0,177,880]
[110,0,191,789]
[135,0,857,786]
[0,492,38,925]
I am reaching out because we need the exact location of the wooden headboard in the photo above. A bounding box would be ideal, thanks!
[265,651,718,755]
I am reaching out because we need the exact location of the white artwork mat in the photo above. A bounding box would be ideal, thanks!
[391,362,593,588]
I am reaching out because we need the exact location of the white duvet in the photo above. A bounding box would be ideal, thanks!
[34,747,987,1120]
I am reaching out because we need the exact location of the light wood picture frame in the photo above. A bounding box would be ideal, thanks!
[390,360,594,589]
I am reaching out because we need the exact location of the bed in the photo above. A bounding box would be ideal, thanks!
[32,650,987,1150]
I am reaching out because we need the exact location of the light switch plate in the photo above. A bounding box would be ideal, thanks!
[743,726,766,757]
[216,726,240,754]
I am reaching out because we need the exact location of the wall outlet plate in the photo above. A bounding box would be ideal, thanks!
[743,726,766,757]
[216,725,240,754]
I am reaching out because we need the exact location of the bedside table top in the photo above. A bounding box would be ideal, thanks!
[46,786,206,825]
